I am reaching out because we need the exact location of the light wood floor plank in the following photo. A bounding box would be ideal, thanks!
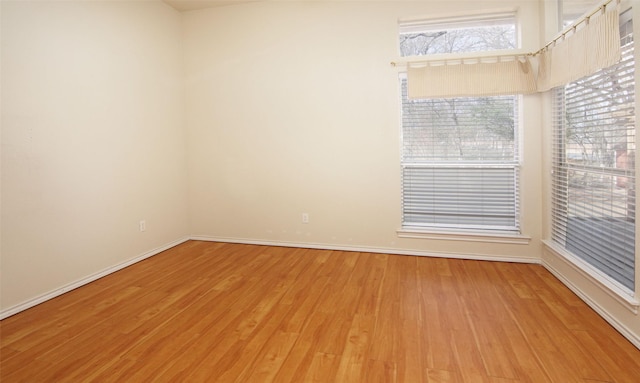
[2,241,640,382]
[302,352,340,383]
[273,313,332,383]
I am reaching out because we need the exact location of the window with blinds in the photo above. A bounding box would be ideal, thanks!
[399,14,520,233]
[551,10,635,291]
[401,79,520,231]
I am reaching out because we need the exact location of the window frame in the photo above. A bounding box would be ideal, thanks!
[397,13,528,241]
[549,8,636,294]
[398,10,519,58]
[399,82,523,233]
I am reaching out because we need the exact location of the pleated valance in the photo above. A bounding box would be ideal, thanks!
[407,57,537,99]
[537,6,621,91]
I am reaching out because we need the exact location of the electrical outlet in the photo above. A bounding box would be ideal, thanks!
[302,213,309,224]
[139,220,146,232]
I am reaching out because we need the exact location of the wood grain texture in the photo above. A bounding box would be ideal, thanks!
[2,241,639,382]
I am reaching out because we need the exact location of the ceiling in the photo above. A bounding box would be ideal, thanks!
[163,0,259,12]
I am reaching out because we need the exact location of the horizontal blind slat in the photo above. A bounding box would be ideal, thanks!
[550,14,635,291]
[402,165,518,230]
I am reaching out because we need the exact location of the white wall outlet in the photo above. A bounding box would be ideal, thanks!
[139,220,146,232]
[302,213,309,224]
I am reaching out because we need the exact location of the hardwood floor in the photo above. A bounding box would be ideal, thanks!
[1,240,639,382]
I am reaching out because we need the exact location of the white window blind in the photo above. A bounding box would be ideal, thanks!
[551,10,635,291]
[401,78,520,232]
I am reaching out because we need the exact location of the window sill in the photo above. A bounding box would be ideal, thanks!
[542,240,639,314]
[397,228,531,244]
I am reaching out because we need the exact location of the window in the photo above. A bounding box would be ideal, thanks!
[561,0,600,27]
[551,10,635,291]
[399,13,517,56]
[399,14,521,233]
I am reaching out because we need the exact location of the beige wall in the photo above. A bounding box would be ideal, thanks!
[183,0,543,260]
[1,1,189,311]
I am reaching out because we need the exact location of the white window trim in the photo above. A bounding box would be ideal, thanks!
[398,86,523,236]
[398,8,518,34]
[397,12,525,238]
[398,227,531,245]
[543,240,639,313]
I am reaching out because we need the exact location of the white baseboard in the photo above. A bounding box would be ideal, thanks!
[0,236,190,320]
[189,235,541,264]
